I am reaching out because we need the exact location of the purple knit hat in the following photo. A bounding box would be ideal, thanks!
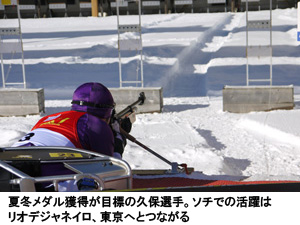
[71,82,115,119]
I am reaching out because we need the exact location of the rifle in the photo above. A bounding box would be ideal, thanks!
[115,92,189,174]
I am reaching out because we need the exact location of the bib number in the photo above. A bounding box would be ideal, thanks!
[19,132,35,142]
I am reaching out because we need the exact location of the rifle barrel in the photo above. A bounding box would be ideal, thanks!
[116,92,145,119]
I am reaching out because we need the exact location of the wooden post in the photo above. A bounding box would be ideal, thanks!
[231,0,235,12]
[91,0,98,17]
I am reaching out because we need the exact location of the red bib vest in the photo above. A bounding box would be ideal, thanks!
[32,111,86,149]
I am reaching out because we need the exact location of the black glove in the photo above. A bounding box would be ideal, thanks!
[111,120,126,157]
[120,117,132,133]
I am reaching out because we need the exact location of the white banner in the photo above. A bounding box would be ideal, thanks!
[241,0,260,2]
[142,1,160,6]
[175,0,193,5]
[207,0,226,4]
[19,5,35,10]
[49,3,66,9]
[1,192,300,225]
[111,1,128,7]
[80,3,92,9]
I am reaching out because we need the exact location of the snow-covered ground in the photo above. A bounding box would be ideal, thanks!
[1,8,300,181]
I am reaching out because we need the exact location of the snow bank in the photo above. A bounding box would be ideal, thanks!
[1,9,300,180]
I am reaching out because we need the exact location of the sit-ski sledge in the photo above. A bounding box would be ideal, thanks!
[0,146,132,192]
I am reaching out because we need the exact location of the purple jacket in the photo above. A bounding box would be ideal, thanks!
[76,112,114,157]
